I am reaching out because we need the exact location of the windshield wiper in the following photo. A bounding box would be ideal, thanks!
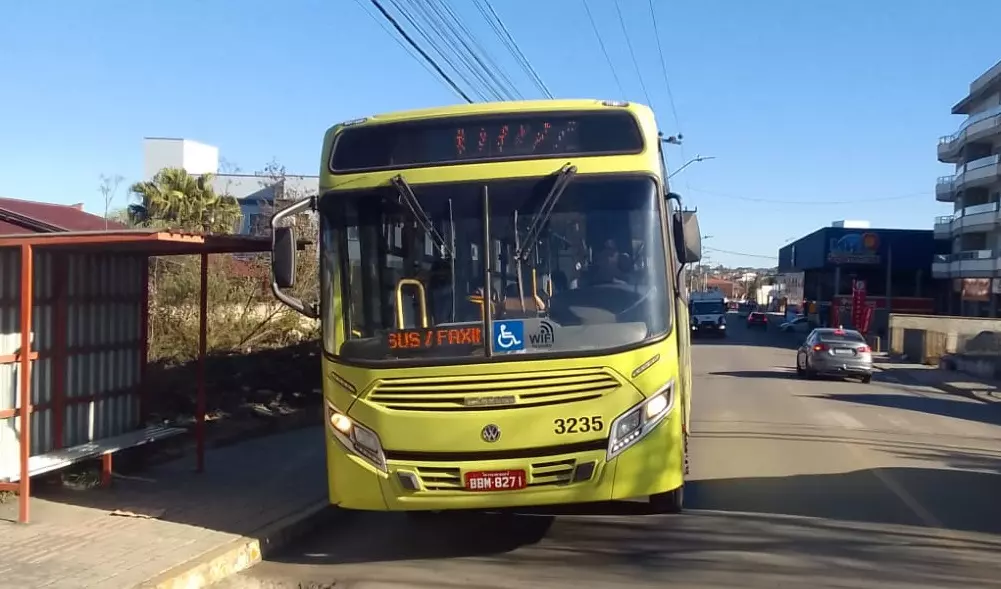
[390,174,452,258]
[514,163,578,264]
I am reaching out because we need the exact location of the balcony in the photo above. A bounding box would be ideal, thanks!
[936,176,956,202]
[938,104,1001,162]
[935,154,1001,202]
[934,215,952,238]
[950,201,1000,235]
[931,249,999,278]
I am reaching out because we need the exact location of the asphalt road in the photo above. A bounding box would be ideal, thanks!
[219,316,1001,589]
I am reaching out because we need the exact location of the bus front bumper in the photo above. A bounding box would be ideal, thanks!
[325,411,684,511]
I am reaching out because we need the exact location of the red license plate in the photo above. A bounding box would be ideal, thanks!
[463,470,527,492]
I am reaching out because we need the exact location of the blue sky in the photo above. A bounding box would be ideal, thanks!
[1,0,998,267]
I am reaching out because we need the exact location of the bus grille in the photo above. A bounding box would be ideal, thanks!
[368,368,620,411]
[413,459,579,491]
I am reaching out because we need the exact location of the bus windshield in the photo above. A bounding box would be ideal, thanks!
[319,175,671,363]
[692,301,725,315]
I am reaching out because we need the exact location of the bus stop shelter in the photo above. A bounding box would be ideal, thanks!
[0,229,271,523]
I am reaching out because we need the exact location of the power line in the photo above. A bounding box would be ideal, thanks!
[422,0,518,101]
[439,0,524,100]
[369,0,474,102]
[705,246,778,260]
[352,0,456,98]
[647,0,689,189]
[686,186,929,205]
[392,0,493,101]
[613,0,653,106]
[647,0,682,136]
[474,0,553,98]
[581,0,625,99]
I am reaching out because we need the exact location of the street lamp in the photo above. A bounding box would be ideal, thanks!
[669,155,716,179]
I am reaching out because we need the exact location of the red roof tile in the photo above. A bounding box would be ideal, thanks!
[0,197,127,235]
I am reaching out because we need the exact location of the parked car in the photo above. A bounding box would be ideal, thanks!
[746,311,769,329]
[795,327,873,383]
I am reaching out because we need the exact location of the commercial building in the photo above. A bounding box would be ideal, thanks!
[934,59,1001,316]
[142,138,318,236]
[778,222,945,335]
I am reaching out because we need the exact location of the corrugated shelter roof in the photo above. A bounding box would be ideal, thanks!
[0,229,271,256]
[0,196,127,235]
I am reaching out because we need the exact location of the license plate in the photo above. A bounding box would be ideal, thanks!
[464,470,527,492]
[834,348,853,355]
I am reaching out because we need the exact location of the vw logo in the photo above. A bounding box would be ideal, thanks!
[481,424,501,443]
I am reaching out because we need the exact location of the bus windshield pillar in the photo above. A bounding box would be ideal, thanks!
[481,185,493,358]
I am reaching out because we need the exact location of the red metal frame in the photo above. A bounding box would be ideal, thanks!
[52,254,67,450]
[139,259,150,423]
[196,252,208,473]
[0,230,270,524]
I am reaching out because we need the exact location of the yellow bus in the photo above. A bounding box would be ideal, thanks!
[270,99,703,514]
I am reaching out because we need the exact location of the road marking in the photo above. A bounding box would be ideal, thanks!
[783,375,953,536]
[842,440,946,530]
[882,413,913,432]
[823,410,864,430]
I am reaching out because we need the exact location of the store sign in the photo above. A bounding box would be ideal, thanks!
[851,279,868,330]
[828,232,881,264]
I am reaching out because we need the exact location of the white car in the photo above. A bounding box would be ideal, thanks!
[779,316,811,334]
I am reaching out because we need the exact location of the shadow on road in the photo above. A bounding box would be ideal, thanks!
[685,466,1001,536]
[271,466,1001,572]
[271,510,554,565]
[819,392,1001,428]
[709,369,798,380]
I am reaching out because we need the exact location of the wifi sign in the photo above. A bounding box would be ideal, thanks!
[528,320,556,348]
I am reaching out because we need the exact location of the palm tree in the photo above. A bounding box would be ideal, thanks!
[129,168,242,234]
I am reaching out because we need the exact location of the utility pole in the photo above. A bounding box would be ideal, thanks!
[699,235,713,291]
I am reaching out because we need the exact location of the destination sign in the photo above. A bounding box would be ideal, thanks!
[330,111,644,172]
[387,325,483,351]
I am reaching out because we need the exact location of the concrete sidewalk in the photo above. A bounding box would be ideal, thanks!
[873,359,1001,405]
[0,427,331,589]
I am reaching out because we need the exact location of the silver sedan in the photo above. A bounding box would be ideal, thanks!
[795,327,873,383]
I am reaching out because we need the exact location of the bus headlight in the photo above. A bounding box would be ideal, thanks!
[326,402,387,472]
[606,382,675,461]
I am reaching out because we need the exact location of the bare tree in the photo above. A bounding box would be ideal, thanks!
[99,174,125,229]
[254,158,318,237]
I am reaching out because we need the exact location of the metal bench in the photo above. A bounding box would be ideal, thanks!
[2,425,187,485]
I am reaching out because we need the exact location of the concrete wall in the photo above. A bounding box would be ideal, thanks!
[888,312,1001,364]
[143,138,219,180]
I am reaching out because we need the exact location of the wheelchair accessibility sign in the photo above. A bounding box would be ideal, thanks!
[492,320,525,352]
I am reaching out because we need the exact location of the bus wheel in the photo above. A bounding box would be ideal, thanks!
[650,485,684,514]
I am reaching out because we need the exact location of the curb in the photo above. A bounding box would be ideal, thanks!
[872,363,1001,405]
[140,500,338,589]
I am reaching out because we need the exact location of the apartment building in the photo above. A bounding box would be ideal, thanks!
[142,137,318,236]
[933,60,1001,316]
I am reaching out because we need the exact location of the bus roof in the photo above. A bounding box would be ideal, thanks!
[327,99,654,131]
[319,100,662,190]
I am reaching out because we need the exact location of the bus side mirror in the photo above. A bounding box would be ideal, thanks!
[270,196,318,318]
[671,205,702,264]
[273,226,297,289]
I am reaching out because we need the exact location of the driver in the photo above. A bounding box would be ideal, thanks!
[590,239,628,285]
